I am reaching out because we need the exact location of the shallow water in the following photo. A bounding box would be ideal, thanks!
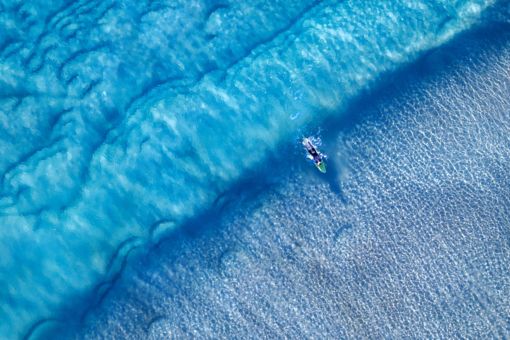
[66,17,510,338]
[0,0,509,338]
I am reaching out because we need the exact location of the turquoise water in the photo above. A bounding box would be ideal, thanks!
[0,0,509,338]
[75,19,510,338]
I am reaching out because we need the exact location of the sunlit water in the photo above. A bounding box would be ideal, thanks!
[0,0,508,338]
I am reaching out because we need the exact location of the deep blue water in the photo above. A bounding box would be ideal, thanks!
[1,0,509,338]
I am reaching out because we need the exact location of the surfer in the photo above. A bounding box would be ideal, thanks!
[302,137,327,173]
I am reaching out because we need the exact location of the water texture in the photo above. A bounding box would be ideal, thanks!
[0,0,502,338]
[73,19,510,339]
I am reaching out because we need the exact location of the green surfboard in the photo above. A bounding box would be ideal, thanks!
[315,161,327,173]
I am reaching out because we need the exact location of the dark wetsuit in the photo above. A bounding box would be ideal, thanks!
[305,142,322,163]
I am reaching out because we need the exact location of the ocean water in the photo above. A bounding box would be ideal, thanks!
[72,18,510,339]
[0,0,508,338]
